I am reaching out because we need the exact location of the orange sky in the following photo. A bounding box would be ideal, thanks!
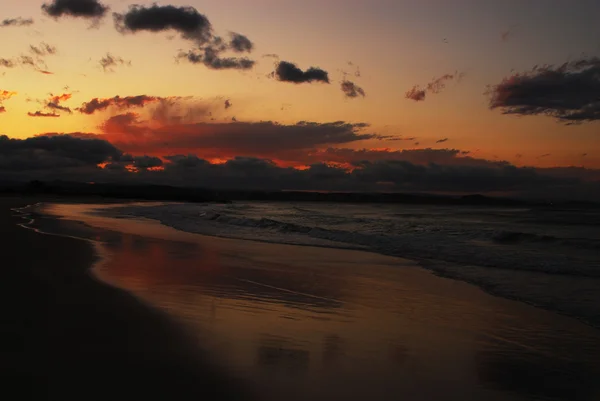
[1,0,600,170]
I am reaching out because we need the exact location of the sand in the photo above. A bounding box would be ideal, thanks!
[0,196,258,401]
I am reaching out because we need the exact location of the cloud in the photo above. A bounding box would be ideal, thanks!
[132,155,163,169]
[177,48,255,70]
[488,57,600,123]
[0,59,16,68]
[273,61,330,84]
[224,99,232,109]
[77,95,165,114]
[341,80,366,98]
[42,0,109,20]
[1,18,34,27]
[0,134,120,171]
[229,32,253,53]
[405,72,464,101]
[436,138,449,144]
[99,53,131,72]
[28,93,73,117]
[97,116,381,160]
[0,90,17,112]
[113,4,212,45]
[405,86,426,101]
[27,111,60,117]
[29,43,57,57]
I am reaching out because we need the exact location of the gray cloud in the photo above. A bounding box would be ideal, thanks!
[99,53,131,72]
[29,43,57,57]
[0,134,120,170]
[224,99,232,109]
[488,57,600,124]
[436,138,449,144]
[178,47,255,70]
[77,95,165,114]
[273,61,330,84]
[341,80,366,98]
[42,0,109,20]
[113,4,212,45]
[27,111,60,117]
[229,32,253,53]
[1,18,34,27]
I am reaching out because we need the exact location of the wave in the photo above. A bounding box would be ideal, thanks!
[109,203,600,278]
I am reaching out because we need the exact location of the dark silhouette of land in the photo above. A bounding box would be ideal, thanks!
[1,180,597,208]
[0,196,257,401]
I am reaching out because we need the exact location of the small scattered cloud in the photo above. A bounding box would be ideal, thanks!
[224,99,232,109]
[263,53,279,59]
[341,80,366,98]
[28,111,60,117]
[99,53,131,72]
[405,86,426,101]
[0,59,16,68]
[405,72,464,102]
[0,90,17,112]
[501,24,518,42]
[273,61,329,84]
[1,17,34,27]
[29,43,57,57]
[77,95,165,114]
[488,57,600,124]
[42,0,109,20]
[37,70,54,75]
[28,93,73,117]
[436,138,449,144]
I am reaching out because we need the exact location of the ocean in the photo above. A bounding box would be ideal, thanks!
[104,201,600,327]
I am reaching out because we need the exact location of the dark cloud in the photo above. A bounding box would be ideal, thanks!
[0,134,120,171]
[274,61,330,84]
[229,32,253,53]
[224,99,232,109]
[27,111,60,117]
[406,72,464,101]
[77,95,164,114]
[1,18,34,27]
[177,48,255,70]
[4,133,599,201]
[0,106,5,113]
[133,155,163,169]
[341,80,366,98]
[99,53,131,72]
[263,53,279,59]
[42,0,109,19]
[488,57,600,123]
[113,4,212,45]
[436,138,449,144]
[405,86,426,101]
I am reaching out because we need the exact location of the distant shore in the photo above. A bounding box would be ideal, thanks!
[0,196,256,401]
[2,180,598,208]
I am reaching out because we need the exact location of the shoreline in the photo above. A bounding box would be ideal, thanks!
[0,196,258,401]
[31,198,600,331]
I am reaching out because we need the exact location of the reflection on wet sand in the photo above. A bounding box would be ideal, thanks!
[31,203,600,401]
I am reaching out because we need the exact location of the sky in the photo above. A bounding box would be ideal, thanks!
[1,0,600,199]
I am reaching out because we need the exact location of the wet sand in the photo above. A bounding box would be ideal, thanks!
[0,197,257,401]
[7,200,600,401]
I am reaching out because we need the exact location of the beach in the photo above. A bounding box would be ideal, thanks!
[3,197,600,401]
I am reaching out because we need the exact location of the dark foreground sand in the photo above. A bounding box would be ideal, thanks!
[0,196,256,401]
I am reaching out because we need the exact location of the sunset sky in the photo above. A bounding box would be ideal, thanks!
[1,0,600,198]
